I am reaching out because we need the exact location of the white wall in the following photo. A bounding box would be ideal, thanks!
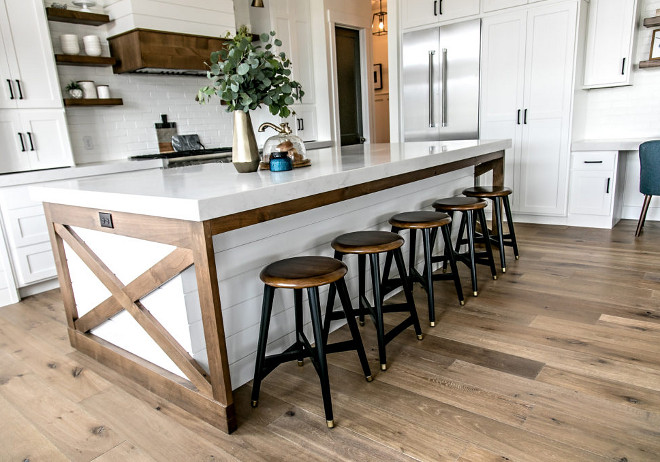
[576,0,660,140]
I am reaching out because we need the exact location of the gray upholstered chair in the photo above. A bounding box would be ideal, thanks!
[636,140,660,237]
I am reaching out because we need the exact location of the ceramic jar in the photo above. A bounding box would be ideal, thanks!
[60,34,80,55]
[83,35,102,56]
[77,81,97,99]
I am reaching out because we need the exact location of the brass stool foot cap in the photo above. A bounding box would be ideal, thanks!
[515,256,519,260]
[460,300,465,306]
[502,267,506,273]
[251,400,258,408]
[380,363,387,371]
[493,275,498,280]
[417,334,424,340]
[473,291,478,297]
[327,420,335,428]
[297,360,304,367]
[359,321,365,326]
[430,321,436,327]
[365,375,374,382]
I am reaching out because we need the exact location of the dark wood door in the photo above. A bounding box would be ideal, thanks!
[335,27,364,146]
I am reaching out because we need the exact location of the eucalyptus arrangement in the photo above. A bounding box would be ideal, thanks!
[197,26,304,118]
[197,26,304,172]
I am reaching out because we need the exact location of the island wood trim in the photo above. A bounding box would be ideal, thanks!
[207,150,505,235]
[41,150,503,435]
[54,223,213,398]
[75,247,194,333]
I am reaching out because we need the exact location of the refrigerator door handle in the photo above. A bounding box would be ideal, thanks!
[441,48,447,128]
[429,50,436,128]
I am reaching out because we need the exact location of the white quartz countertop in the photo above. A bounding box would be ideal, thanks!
[571,138,656,152]
[31,140,511,222]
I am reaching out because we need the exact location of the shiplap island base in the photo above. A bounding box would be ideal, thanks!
[32,140,510,433]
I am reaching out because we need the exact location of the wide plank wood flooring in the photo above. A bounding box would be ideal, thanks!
[1,220,660,461]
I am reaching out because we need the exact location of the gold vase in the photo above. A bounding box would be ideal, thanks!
[232,111,260,173]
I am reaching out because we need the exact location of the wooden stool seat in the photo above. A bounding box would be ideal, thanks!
[462,186,513,198]
[432,196,487,211]
[432,196,497,296]
[331,231,403,254]
[260,256,347,289]
[389,211,452,229]
[461,186,520,272]
[252,256,372,428]
[325,230,423,371]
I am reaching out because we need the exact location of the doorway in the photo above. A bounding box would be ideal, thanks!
[335,27,364,146]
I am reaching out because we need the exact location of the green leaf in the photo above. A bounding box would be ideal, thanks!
[274,39,282,47]
[284,96,294,105]
[281,84,291,94]
[237,63,250,75]
[260,33,269,42]
[270,30,276,36]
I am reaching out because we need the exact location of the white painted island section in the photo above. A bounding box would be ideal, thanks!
[31,139,509,432]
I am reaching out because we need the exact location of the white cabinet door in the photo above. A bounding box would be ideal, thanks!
[437,0,480,22]
[569,170,613,216]
[583,0,638,88]
[517,1,577,216]
[0,110,30,172]
[22,110,73,170]
[0,0,18,109]
[402,0,479,30]
[293,105,317,142]
[480,11,526,200]
[0,0,62,109]
[482,0,528,13]
[289,0,315,105]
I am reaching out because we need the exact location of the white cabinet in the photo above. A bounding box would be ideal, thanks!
[583,0,638,88]
[568,151,625,228]
[480,1,578,216]
[481,0,545,14]
[0,0,62,109]
[402,0,479,30]
[0,109,74,174]
[291,106,317,142]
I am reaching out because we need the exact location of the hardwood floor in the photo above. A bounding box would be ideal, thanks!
[1,220,660,461]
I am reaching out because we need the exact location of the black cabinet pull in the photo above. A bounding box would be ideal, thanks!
[439,0,443,14]
[298,118,304,131]
[517,109,521,125]
[584,160,603,164]
[6,79,14,99]
[606,178,611,194]
[621,58,626,75]
[17,133,25,152]
[434,1,438,15]
[27,132,34,151]
[15,80,23,99]
[523,109,528,124]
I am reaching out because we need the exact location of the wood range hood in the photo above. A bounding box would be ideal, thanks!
[108,29,227,75]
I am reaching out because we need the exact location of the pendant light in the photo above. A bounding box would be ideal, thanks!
[372,0,387,36]
[251,0,264,7]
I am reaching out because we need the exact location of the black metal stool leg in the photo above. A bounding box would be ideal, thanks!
[465,210,478,296]
[322,252,343,343]
[478,209,498,280]
[493,197,507,272]
[294,289,305,366]
[421,228,435,327]
[307,286,335,428]
[251,284,275,407]
[455,211,467,255]
[502,196,520,259]
[358,254,367,326]
[441,225,464,306]
[335,277,373,382]
[369,253,388,371]
[408,228,417,275]
[393,248,423,339]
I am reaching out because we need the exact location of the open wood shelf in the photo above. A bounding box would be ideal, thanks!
[643,16,660,28]
[55,54,116,67]
[46,7,110,26]
[639,59,660,69]
[64,98,123,107]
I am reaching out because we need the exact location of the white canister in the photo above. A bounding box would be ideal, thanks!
[83,35,102,56]
[77,81,97,99]
[96,85,110,99]
[60,34,80,55]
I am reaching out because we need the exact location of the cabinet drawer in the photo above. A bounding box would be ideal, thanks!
[3,205,49,247]
[571,151,616,171]
[12,241,56,286]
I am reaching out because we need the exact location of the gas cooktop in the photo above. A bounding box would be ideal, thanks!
[128,147,232,161]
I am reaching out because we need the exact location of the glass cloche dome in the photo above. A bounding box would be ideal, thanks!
[258,122,308,169]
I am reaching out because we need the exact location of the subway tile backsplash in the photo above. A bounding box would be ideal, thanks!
[49,21,234,164]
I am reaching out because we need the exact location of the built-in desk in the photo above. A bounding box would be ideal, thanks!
[31,140,510,433]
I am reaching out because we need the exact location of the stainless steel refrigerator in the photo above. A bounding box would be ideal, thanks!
[402,19,481,141]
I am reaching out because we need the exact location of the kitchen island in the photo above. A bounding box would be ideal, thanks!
[32,139,510,433]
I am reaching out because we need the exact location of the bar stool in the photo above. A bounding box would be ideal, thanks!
[381,211,464,327]
[251,256,372,429]
[323,231,423,372]
[462,186,520,272]
[432,197,497,297]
